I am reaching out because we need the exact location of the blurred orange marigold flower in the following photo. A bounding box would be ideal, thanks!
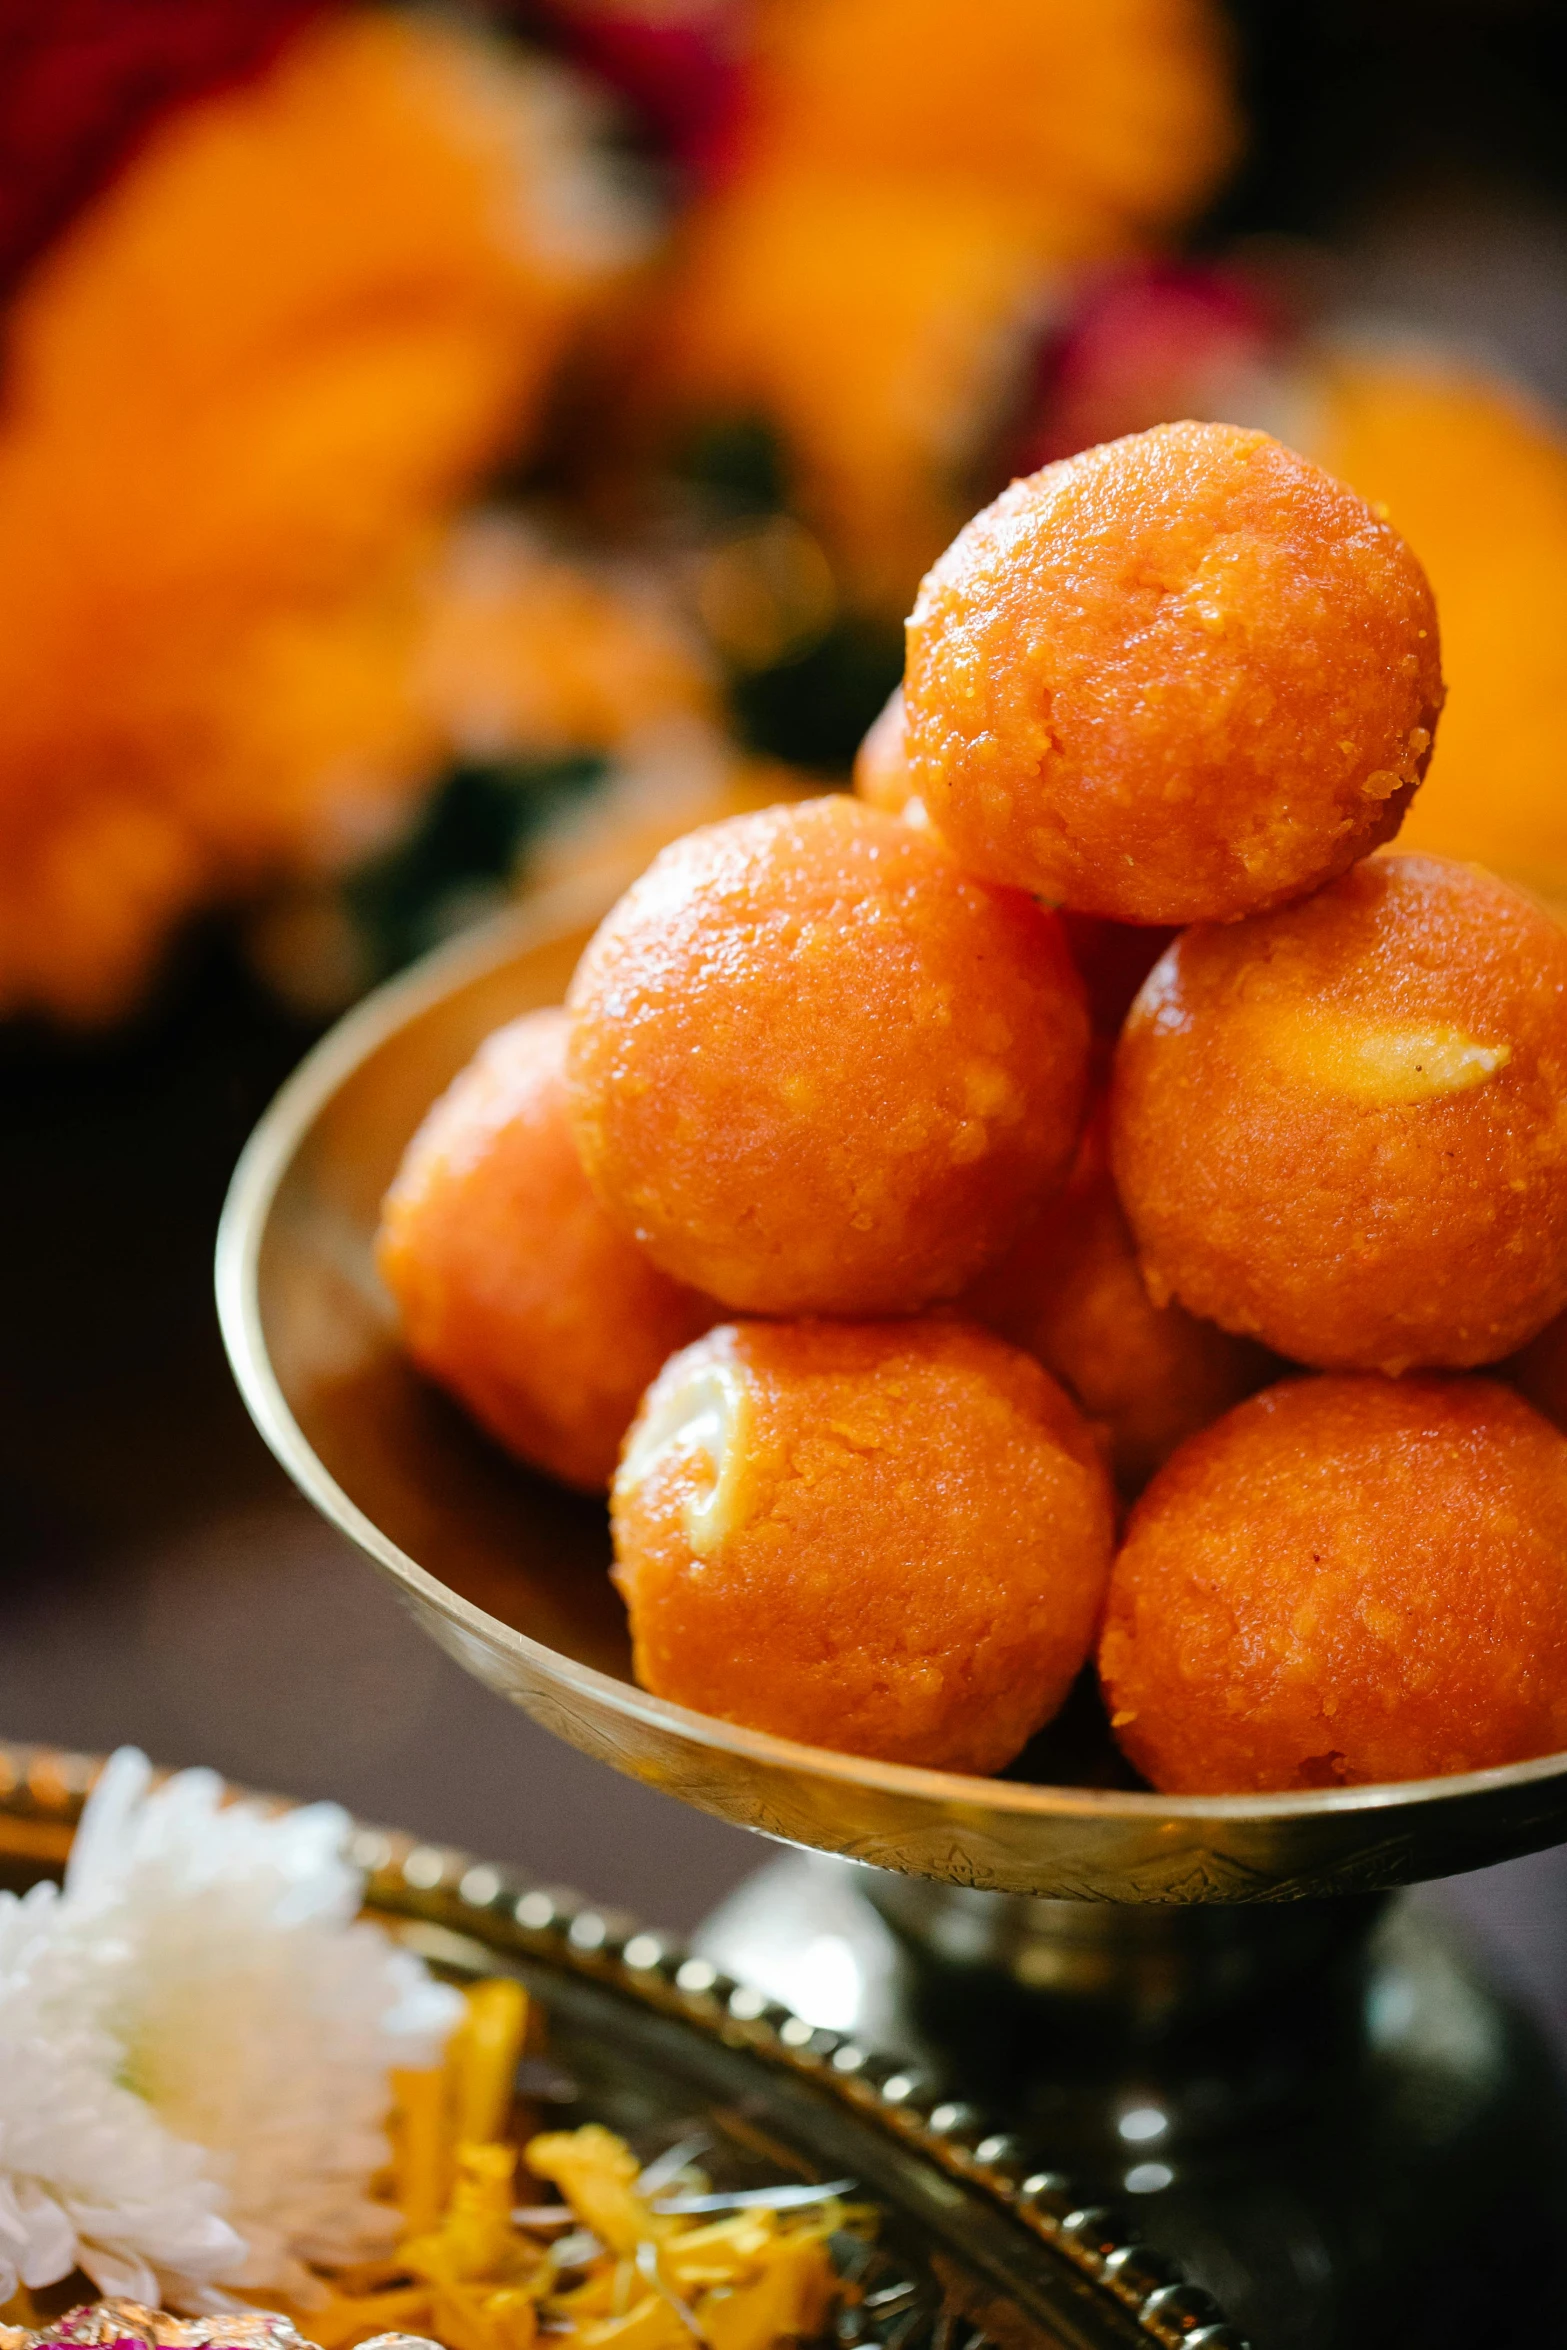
[659,0,1238,609]
[738,0,1239,257]
[0,8,642,1021]
[1309,352,1567,915]
[661,171,1051,610]
[414,515,718,764]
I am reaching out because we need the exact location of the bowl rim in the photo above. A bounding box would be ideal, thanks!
[215,889,1567,1837]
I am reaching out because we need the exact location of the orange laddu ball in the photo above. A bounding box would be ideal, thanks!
[612,1318,1115,1773]
[903,421,1444,923]
[963,1109,1272,1494]
[1111,852,1567,1374]
[377,1009,713,1492]
[566,795,1090,1315]
[1098,1373,1567,1794]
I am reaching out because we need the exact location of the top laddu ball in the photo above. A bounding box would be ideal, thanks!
[903,420,1444,923]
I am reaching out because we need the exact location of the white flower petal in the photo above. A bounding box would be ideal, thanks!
[3,1746,462,2308]
[64,1747,155,1901]
[9,2177,79,2286]
[79,2238,163,2305]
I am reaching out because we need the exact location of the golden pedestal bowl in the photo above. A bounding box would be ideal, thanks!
[214,880,1567,1909]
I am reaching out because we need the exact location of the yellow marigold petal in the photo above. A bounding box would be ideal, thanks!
[525,2127,656,2258]
[391,2064,453,2235]
[448,1980,532,2150]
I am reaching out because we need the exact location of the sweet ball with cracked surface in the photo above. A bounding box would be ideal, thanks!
[1098,1374,1567,1794]
[376,1009,714,1491]
[611,1318,1116,1774]
[566,795,1090,1315]
[1110,853,1567,1374]
[903,420,1443,923]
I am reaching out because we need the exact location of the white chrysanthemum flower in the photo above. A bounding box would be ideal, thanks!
[0,1879,242,2307]
[0,1749,463,2312]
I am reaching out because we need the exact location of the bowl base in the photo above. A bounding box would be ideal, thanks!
[697,1854,1567,2349]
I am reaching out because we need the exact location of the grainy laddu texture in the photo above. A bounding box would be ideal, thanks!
[1110,852,1567,1372]
[567,796,1090,1314]
[613,1318,1115,1774]
[1099,1373,1567,1793]
[377,1009,713,1490]
[904,420,1444,922]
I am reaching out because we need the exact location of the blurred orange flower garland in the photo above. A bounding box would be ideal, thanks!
[0,0,1251,1024]
[655,0,1240,609]
[0,1,645,1021]
[0,0,326,298]
[6,0,1567,1027]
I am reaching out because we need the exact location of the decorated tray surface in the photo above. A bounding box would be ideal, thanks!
[0,1744,1242,2350]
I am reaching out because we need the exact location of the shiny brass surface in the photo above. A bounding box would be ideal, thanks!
[216,888,1567,1904]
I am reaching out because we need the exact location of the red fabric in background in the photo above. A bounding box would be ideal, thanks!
[0,0,328,304]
